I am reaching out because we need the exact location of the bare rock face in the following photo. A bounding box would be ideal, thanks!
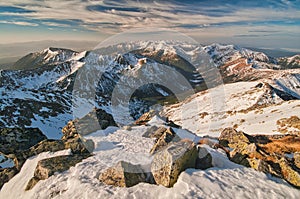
[151,140,198,187]
[99,161,155,187]
[25,154,91,190]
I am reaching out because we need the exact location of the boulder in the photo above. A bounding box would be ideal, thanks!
[0,128,47,154]
[99,161,155,187]
[149,127,181,154]
[62,108,117,138]
[219,127,250,148]
[151,140,198,187]
[195,146,213,170]
[64,136,95,154]
[25,154,91,190]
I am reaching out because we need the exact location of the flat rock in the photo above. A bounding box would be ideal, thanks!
[26,154,90,190]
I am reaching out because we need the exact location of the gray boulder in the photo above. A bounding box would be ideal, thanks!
[151,140,198,187]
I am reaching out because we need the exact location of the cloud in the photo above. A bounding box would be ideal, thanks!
[0,20,38,26]
[0,0,299,49]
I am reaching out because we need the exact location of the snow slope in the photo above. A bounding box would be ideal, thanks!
[162,81,300,137]
[1,119,299,199]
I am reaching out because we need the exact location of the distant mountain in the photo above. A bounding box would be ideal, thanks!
[0,41,299,139]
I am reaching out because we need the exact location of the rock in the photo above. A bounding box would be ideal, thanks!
[0,167,18,190]
[295,152,300,169]
[142,126,159,138]
[64,136,95,154]
[62,108,117,138]
[149,127,181,154]
[195,146,213,170]
[99,161,155,187]
[219,127,250,148]
[0,128,47,154]
[279,158,300,188]
[26,154,91,190]
[134,110,157,125]
[219,128,300,188]
[151,140,198,187]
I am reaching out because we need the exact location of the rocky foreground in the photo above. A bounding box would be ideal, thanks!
[1,110,299,193]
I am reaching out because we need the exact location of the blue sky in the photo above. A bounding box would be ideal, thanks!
[0,0,299,50]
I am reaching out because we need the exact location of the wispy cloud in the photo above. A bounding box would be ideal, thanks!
[0,0,299,49]
[0,20,38,26]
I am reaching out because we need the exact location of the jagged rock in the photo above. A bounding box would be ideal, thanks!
[134,110,157,125]
[279,158,300,188]
[149,127,181,154]
[64,136,95,154]
[219,128,300,188]
[25,154,91,190]
[151,140,198,187]
[0,167,18,190]
[219,127,250,148]
[62,108,117,138]
[195,146,213,170]
[0,128,47,154]
[99,161,155,187]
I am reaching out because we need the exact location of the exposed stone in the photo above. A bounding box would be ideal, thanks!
[0,128,47,154]
[279,158,300,188]
[149,127,181,154]
[142,126,159,138]
[62,108,117,138]
[151,140,198,187]
[99,161,155,187]
[195,146,213,170]
[0,167,18,190]
[64,136,95,154]
[134,110,157,125]
[26,154,91,190]
[219,128,300,188]
[219,127,250,148]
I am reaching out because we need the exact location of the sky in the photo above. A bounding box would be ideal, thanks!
[0,0,299,51]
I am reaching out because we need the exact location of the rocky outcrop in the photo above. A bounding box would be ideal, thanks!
[151,140,198,187]
[26,154,91,190]
[62,108,117,138]
[219,127,300,188]
[99,161,155,187]
[0,126,95,190]
[0,128,47,155]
